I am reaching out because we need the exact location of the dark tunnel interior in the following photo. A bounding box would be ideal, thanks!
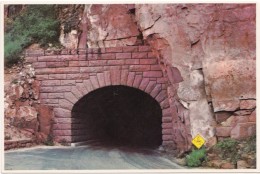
[71,85,162,148]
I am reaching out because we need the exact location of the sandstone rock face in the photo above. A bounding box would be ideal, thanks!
[203,60,256,112]
[57,5,84,49]
[55,4,256,148]
[4,64,44,142]
[134,4,255,142]
[230,122,256,140]
[84,4,141,48]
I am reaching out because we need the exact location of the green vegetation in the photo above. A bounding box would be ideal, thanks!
[186,147,207,167]
[44,134,54,146]
[214,138,239,164]
[4,5,60,67]
[243,135,256,153]
[60,138,69,146]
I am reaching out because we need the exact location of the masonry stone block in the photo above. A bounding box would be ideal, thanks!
[151,65,161,70]
[97,73,106,87]
[53,124,71,130]
[156,90,167,103]
[90,76,100,89]
[132,52,147,59]
[127,72,135,86]
[60,80,76,86]
[53,130,72,136]
[133,75,142,88]
[80,67,103,73]
[106,47,123,53]
[59,99,73,110]
[143,71,163,78]
[53,86,72,92]
[147,52,156,58]
[40,87,53,92]
[33,62,47,68]
[36,75,49,80]
[111,69,121,85]
[150,84,162,98]
[71,86,83,99]
[41,99,59,104]
[139,46,151,52]
[89,60,107,66]
[139,78,150,91]
[66,73,89,80]
[120,70,129,85]
[145,80,156,93]
[48,93,64,99]
[47,61,68,68]
[116,53,131,59]
[83,79,94,92]
[122,46,138,52]
[125,59,139,65]
[64,92,78,104]
[76,83,89,95]
[162,129,173,135]
[160,98,170,109]
[58,55,79,61]
[53,108,71,118]
[129,65,150,71]
[162,108,172,116]
[107,60,124,65]
[25,56,38,63]
[69,61,80,67]
[49,74,67,80]
[35,68,56,75]
[101,53,116,59]
[140,59,157,65]
[38,55,59,62]
[162,117,172,123]
[78,55,86,60]
[55,67,80,74]
[42,80,60,86]
[40,93,48,99]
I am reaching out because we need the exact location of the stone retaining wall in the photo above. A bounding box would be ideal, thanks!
[5,139,35,150]
[25,46,191,150]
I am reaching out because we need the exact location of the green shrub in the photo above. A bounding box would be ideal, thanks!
[186,147,207,167]
[244,135,256,152]
[4,5,60,67]
[60,138,69,146]
[44,134,54,146]
[215,138,239,164]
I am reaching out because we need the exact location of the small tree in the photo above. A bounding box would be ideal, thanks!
[4,5,60,67]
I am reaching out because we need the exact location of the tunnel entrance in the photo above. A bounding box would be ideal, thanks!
[71,85,162,148]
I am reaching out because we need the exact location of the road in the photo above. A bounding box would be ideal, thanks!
[5,144,184,170]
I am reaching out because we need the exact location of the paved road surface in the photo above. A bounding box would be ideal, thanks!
[5,145,184,170]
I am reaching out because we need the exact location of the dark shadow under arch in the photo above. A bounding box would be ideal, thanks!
[71,85,162,148]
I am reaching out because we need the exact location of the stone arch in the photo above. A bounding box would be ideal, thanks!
[61,70,169,113]
[53,69,170,145]
[71,85,163,147]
